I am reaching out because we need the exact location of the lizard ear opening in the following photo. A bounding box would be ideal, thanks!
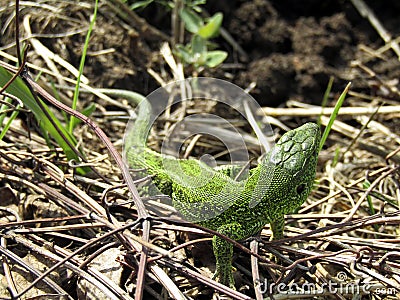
[296,183,307,194]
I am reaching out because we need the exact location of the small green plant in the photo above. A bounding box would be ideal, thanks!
[127,0,174,10]
[129,0,227,69]
[176,8,227,68]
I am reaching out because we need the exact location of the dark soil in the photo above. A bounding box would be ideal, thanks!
[130,0,400,106]
[3,0,397,108]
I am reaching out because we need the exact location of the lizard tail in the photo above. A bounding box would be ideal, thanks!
[97,88,151,151]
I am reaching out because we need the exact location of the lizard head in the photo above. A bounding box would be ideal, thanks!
[259,122,320,215]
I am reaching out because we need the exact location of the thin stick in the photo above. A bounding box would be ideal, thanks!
[260,104,400,117]
[350,0,400,59]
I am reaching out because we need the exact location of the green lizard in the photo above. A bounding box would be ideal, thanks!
[101,88,320,288]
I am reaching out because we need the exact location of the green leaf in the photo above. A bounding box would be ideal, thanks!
[130,0,154,10]
[0,66,86,172]
[189,0,206,10]
[191,35,206,56]
[175,44,194,64]
[180,8,203,34]
[198,13,223,39]
[204,50,227,67]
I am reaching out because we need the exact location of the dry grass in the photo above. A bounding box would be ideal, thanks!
[0,1,399,299]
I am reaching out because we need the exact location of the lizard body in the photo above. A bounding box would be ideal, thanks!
[101,88,320,287]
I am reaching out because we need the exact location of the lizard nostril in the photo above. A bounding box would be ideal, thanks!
[296,183,307,194]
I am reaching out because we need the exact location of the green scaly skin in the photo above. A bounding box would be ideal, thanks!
[101,89,320,288]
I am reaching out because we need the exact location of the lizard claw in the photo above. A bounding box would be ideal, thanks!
[213,265,236,289]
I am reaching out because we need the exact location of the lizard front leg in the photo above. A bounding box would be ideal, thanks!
[212,223,244,288]
[268,214,285,262]
[270,214,285,240]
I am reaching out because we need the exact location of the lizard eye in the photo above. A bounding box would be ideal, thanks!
[296,183,307,194]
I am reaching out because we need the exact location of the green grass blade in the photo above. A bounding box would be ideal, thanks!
[0,97,13,127]
[0,103,20,140]
[69,0,99,134]
[318,76,334,127]
[0,67,81,163]
[319,82,351,153]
